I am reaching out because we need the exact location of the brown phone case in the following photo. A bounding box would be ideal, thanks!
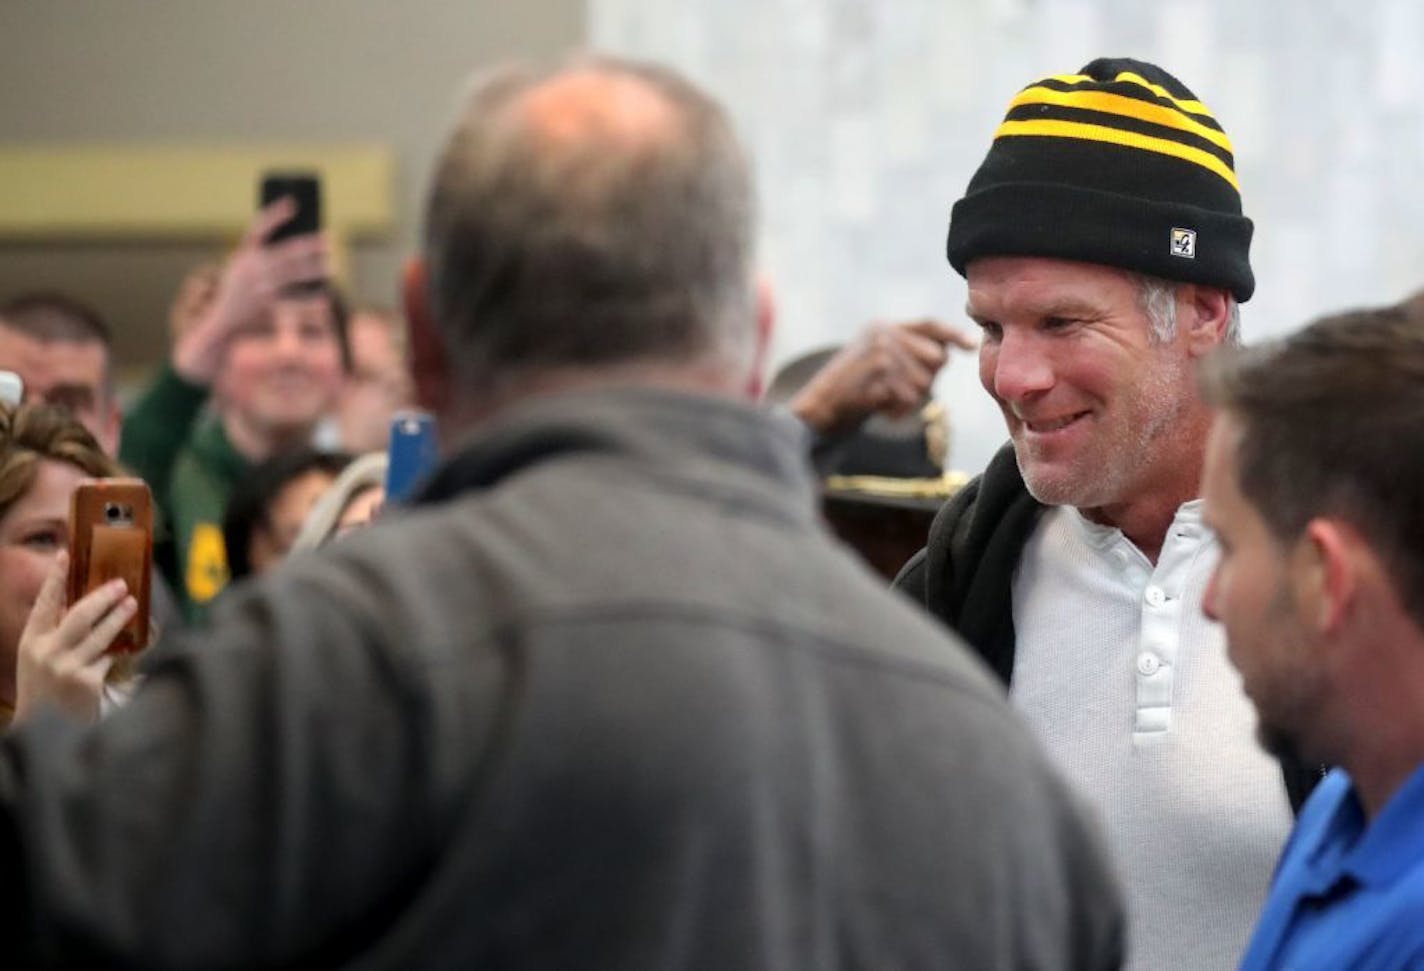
[67,478,153,654]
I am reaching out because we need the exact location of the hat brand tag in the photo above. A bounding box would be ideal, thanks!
[1170,227,1197,259]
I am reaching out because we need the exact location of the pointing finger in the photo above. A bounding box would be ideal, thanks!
[904,318,978,351]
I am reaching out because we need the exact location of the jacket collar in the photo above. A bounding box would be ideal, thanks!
[414,387,819,524]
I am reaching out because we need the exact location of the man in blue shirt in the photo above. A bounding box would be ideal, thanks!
[1199,301,1424,969]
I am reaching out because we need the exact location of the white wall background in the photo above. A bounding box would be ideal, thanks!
[591,0,1424,473]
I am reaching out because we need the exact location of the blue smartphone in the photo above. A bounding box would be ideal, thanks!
[384,410,440,504]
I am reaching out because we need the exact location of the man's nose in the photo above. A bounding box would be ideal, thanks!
[988,330,1054,402]
[272,324,308,359]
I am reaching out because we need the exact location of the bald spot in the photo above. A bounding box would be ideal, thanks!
[516,69,680,150]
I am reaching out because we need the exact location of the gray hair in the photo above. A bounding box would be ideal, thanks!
[1135,275,1241,346]
[423,56,757,391]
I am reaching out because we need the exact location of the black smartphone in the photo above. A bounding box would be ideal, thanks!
[258,171,322,243]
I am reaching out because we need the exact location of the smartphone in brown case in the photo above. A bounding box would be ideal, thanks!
[67,478,153,654]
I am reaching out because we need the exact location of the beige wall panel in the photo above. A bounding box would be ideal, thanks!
[0,0,585,377]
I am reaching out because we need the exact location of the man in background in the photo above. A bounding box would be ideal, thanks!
[0,56,1123,968]
[1200,303,1424,968]
[332,306,414,453]
[0,292,122,456]
[770,335,971,580]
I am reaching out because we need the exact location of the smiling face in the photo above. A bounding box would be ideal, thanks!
[217,294,345,442]
[968,256,1202,517]
[0,458,89,702]
[1201,413,1324,759]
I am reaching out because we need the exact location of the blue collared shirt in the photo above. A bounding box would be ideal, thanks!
[1240,765,1424,969]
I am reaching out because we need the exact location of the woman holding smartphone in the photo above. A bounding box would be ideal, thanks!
[0,401,142,728]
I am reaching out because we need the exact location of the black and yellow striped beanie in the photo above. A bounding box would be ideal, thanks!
[947,57,1254,301]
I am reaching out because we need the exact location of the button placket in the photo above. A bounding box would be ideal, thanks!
[1135,559,1184,735]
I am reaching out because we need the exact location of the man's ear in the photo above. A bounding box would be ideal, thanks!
[402,258,451,417]
[1295,519,1358,635]
[1180,284,1232,357]
[745,276,776,400]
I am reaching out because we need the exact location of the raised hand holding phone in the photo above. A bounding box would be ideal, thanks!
[171,185,329,386]
[13,551,135,724]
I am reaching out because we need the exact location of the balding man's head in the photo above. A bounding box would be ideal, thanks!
[518,67,681,146]
[420,57,757,400]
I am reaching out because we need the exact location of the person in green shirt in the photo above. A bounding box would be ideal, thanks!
[121,199,349,622]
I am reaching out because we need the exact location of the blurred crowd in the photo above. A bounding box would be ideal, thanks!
[0,194,969,725]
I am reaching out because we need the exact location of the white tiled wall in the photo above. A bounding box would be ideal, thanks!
[591,0,1424,473]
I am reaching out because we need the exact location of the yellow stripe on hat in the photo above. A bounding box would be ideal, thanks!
[1040,72,1215,122]
[993,118,1241,190]
[1009,87,1235,154]
[1114,71,1217,120]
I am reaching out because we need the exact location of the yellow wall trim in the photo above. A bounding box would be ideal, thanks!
[0,143,394,242]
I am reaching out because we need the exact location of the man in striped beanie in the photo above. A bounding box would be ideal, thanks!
[896,58,1318,969]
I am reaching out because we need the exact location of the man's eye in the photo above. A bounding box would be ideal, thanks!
[45,392,93,414]
[1043,316,1078,332]
[976,320,1003,342]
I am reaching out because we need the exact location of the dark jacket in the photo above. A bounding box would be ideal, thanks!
[895,443,1326,813]
[2,390,1125,970]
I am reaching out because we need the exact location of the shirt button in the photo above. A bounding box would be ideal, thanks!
[1145,585,1167,608]
[1137,653,1161,676]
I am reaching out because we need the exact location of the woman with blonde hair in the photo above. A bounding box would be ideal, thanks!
[0,401,144,727]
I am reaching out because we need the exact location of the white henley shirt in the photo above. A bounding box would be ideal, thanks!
[1011,502,1292,970]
